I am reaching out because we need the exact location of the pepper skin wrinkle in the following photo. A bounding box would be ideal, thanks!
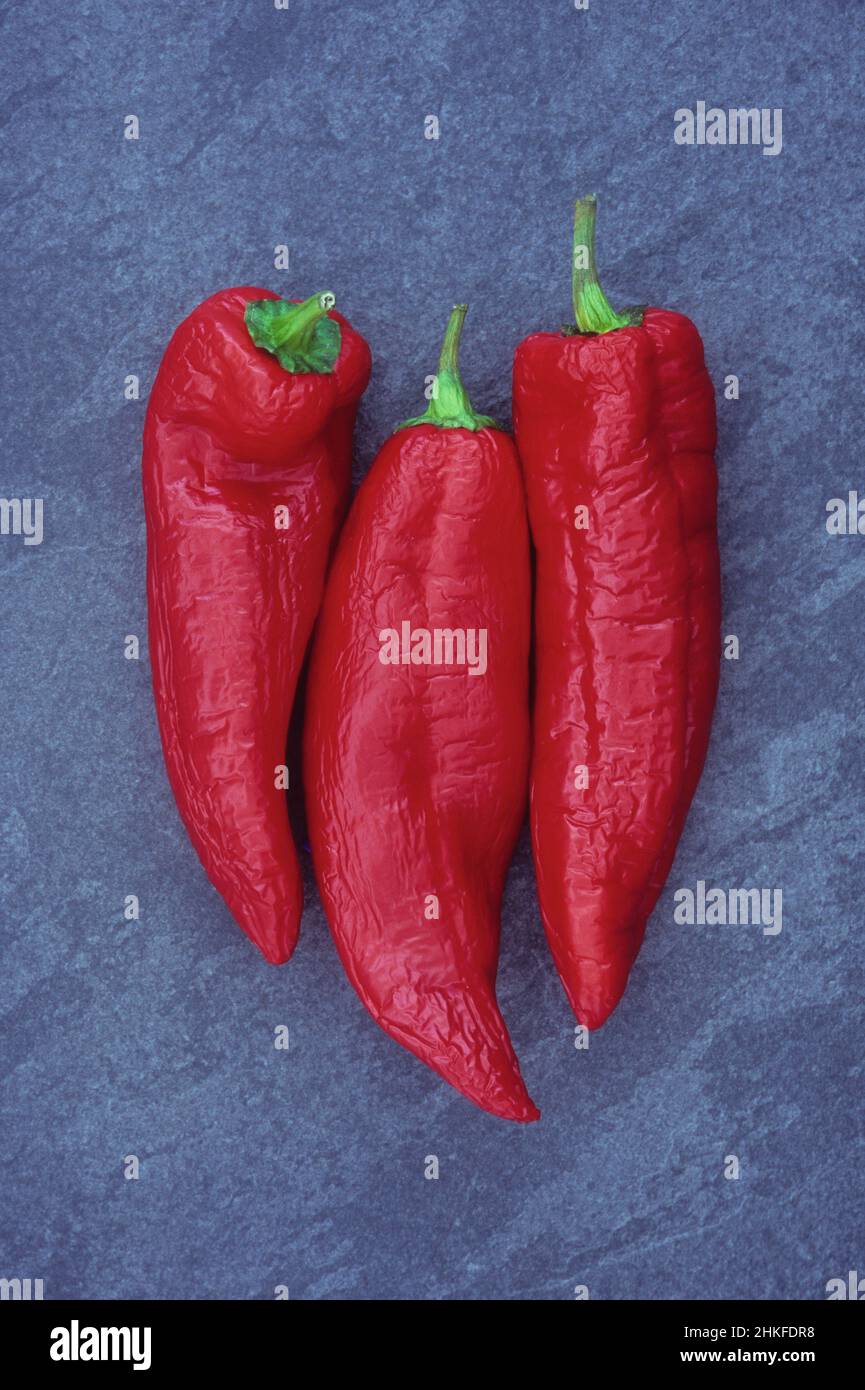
[304,307,538,1122]
[143,287,371,963]
[513,197,719,1030]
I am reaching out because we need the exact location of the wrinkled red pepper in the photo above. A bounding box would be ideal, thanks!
[304,306,539,1121]
[143,287,371,962]
[513,197,720,1029]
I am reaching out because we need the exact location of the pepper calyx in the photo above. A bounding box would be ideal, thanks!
[245,292,341,374]
[395,304,499,433]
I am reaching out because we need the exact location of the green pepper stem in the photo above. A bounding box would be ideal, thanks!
[436,302,466,376]
[270,292,335,349]
[245,292,341,374]
[395,304,498,433]
[571,196,642,334]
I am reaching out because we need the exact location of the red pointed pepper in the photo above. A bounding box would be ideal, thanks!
[304,306,538,1121]
[143,287,371,962]
[513,197,720,1028]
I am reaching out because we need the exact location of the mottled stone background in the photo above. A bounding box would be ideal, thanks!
[1,0,861,1301]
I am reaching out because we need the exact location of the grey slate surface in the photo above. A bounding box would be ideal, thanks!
[0,0,862,1300]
